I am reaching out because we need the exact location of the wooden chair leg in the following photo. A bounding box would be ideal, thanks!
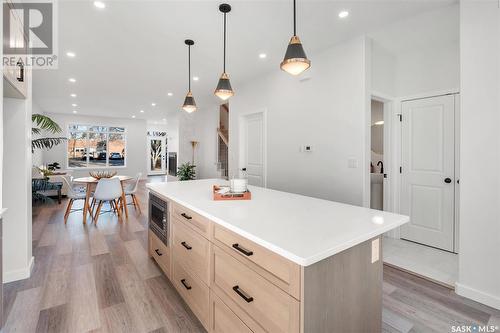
[114,199,122,221]
[64,199,73,224]
[94,201,103,224]
[133,194,141,214]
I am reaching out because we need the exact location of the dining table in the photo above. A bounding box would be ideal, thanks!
[73,175,132,224]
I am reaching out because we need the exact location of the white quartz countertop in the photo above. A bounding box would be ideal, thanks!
[146,179,409,266]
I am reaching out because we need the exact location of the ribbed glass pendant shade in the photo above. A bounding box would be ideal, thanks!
[214,72,234,101]
[280,35,310,75]
[182,91,197,113]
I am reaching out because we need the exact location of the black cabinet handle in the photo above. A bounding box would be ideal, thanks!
[181,213,192,220]
[444,178,452,184]
[232,243,253,256]
[154,249,162,256]
[233,285,253,303]
[181,279,192,290]
[16,61,24,82]
[181,241,192,250]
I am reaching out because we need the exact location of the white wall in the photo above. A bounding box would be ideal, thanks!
[456,0,500,310]
[193,104,220,179]
[31,101,44,167]
[194,37,370,205]
[3,95,33,282]
[41,112,148,179]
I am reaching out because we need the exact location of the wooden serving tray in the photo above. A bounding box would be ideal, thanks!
[213,185,251,201]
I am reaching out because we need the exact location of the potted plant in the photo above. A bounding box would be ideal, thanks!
[177,162,196,181]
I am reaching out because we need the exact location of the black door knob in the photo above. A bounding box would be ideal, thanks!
[444,178,452,183]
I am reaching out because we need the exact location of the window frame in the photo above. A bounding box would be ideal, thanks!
[66,123,127,170]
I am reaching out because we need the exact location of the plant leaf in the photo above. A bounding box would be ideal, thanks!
[32,114,63,134]
[31,137,66,152]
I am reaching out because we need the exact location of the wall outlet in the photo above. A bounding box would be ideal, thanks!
[348,158,358,168]
[304,145,312,152]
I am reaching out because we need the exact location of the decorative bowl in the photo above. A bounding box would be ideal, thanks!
[89,171,117,180]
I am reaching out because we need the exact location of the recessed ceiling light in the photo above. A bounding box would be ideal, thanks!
[94,1,106,9]
[167,92,173,97]
[72,110,77,114]
[70,93,77,98]
[151,102,156,107]
[68,78,76,83]
[374,120,384,125]
[259,53,267,59]
[132,115,136,119]
[140,110,144,113]
[193,76,199,81]
[162,118,166,121]
[72,103,78,107]
[66,51,76,58]
[338,10,349,18]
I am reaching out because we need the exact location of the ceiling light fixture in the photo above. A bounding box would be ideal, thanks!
[151,102,156,107]
[259,53,267,59]
[72,110,77,114]
[68,78,76,83]
[193,76,199,81]
[94,1,106,9]
[132,115,136,119]
[374,120,384,125]
[70,93,77,98]
[72,103,78,107]
[182,39,197,113]
[66,51,76,58]
[162,118,166,121]
[338,10,349,18]
[140,110,144,113]
[214,3,234,101]
[280,0,311,75]
[167,92,173,96]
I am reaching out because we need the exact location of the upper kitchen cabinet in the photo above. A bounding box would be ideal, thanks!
[3,0,28,99]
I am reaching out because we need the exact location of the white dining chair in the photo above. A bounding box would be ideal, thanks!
[123,172,142,213]
[92,177,123,224]
[61,176,91,224]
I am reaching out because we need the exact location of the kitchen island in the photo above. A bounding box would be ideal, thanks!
[146,179,409,332]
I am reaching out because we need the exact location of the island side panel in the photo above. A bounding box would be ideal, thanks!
[302,236,382,333]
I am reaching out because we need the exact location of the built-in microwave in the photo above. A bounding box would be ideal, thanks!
[149,194,169,246]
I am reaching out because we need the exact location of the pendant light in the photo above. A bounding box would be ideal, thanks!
[182,39,197,113]
[280,0,310,75]
[214,3,234,101]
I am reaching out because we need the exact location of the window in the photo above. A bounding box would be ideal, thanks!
[67,125,126,168]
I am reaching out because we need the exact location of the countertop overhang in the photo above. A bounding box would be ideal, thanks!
[146,179,409,266]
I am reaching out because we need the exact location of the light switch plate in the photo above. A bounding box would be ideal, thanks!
[371,238,380,263]
[348,158,358,168]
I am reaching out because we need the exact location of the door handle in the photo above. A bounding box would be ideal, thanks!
[444,178,452,184]
[241,168,247,171]
[180,213,192,220]
[232,285,254,303]
[232,243,253,256]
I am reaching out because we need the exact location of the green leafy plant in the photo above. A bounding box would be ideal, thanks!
[32,114,67,152]
[177,162,196,181]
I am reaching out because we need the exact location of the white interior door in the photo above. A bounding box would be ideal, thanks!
[240,112,265,187]
[148,136,166,175]
[400,95,455,252]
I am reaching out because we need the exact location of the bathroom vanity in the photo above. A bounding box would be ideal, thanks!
[146,179,408,332]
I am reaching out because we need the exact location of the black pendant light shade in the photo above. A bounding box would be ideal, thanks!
[280,0,311,75]
[182,39,197,113]
[214,3,234,101]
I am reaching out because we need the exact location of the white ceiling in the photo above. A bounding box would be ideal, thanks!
[33,0,456,121]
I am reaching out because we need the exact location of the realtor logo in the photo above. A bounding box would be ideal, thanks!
[3,1,58,69]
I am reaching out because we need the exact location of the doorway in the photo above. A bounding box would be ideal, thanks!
[147,132,167,175]
[239,110,266,187]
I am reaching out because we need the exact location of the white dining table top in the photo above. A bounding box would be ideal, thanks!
[73,175,132,183]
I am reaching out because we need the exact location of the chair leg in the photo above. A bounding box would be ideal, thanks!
[64,199,74,224]
[94,201,103,224]
[132,194,141,214]
[114,199,122,221]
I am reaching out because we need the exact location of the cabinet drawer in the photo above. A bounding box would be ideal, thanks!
[172,203,211,238]
[149,231,170,278]
[210,291,253,333]
[172,218,210,284]
[213,224,300,299]
[212,246,300,333]
[173,258,209,329]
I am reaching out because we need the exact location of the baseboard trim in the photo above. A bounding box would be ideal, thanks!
[455,282,500,310]
[3,256,35,283]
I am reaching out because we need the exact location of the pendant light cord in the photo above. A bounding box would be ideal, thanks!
[223,12,227,73]
[188,45,191,91]
[293,0,296,36]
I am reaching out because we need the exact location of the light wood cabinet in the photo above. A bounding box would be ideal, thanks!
[149,198,383,333]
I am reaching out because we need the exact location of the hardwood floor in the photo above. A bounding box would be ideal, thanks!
[3,179,500,333]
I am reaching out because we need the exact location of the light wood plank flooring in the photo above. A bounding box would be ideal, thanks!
[3,178,500,332]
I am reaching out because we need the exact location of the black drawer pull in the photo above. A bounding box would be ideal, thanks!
[181,241,192,250]
[181,279,192,290]
[154,249,163,256]
[181,213,192,220]
[232,243,253,256]
[232,285,253,303]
